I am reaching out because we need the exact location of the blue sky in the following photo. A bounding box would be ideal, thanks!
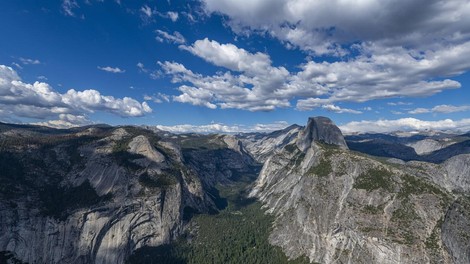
[1,0,470,133]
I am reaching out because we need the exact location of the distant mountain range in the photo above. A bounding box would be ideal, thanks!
[345,131,470,163]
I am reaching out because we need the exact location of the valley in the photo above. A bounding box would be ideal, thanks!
[128,180,310,264]
[3,1,470,263]
[1,117,470,263]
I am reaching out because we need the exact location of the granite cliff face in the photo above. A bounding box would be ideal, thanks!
[237,125,302,163]
[407,138,450,155]
[296,117,348,151]
[0,124,256,263]
[249,116,470,264]
[1,118,470,264]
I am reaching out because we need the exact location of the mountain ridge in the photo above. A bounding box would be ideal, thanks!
[249,117,470,263]
[1,117,470,263]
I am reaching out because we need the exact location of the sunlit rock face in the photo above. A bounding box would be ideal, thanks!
[407,138,449,155]
[248,117,470,264]
[237,124,302,163]
[1,119,470,264]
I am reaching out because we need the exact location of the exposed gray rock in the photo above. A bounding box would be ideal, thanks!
[296,116,348,152]
[442,198,470,264]
[346,132,470,163]
[2,120,470,264]
[251,143,454,263]
[0,186,183,264]
[0,126,258,264]
[108,128,129,141]
[128,135,165,163]
[407,139,449,155]
[422,139,470,163]
[237,125,301,163]
[249,117,469,264]
[442,155,470,193]
[405,154,470,194]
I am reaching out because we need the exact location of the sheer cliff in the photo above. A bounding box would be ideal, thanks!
[249,117,470,264]
[1,119,470,264]
[0,124,256,264]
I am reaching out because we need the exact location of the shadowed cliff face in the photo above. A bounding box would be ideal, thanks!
[297,116,348,152]
[345,131,470,163]
[0,124,258,264]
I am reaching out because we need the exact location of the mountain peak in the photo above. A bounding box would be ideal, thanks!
[296,116,348,151]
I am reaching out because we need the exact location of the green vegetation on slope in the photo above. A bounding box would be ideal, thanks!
[283,143,298,154]
[425,218,443,250]
[139,171,179,189]
[180,135,227,150]
[316,142,342,158]
[0,131,117,221]
[397,174,449,203]
[353,168,394,192]
[127,180,311,264]
[307,158,332,177]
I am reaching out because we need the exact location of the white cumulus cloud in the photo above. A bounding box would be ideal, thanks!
[321,104,362,114]
[34,114,91,129]
[161,38,467,112]
[97,66,125,73]
[188,1,470,112]
[0,65,152,125]
[409,104,470,114]
[340,118,470,134]
[201,0,470,56]
[156,30,186,44]
[19,57,41,65]
[167,11,179,22]
[156,121,289,133]
[62,0,79,17]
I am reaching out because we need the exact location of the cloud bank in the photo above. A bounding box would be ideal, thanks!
[409,104,470,114]
[158,38,467,112]
[156,121,290,133]
[0,65,152,127]
[201,0,470,56]
[340,118,470,134]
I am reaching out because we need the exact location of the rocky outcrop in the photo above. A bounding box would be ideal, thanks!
[441,154,470,193]
[442,198,470,264]
[405,154,470,195]
[422,140,470,163]
[296,116,348,151]
[0,185,183,264]
[347,138,420,161]
[181,135,259,187]
[237,124,301,163]
[346,132,470,163]
[407,138,448,155]
[0,126,258,264]
[128,135,165,163]
[251,144,454,263]
[249,117,468,264]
